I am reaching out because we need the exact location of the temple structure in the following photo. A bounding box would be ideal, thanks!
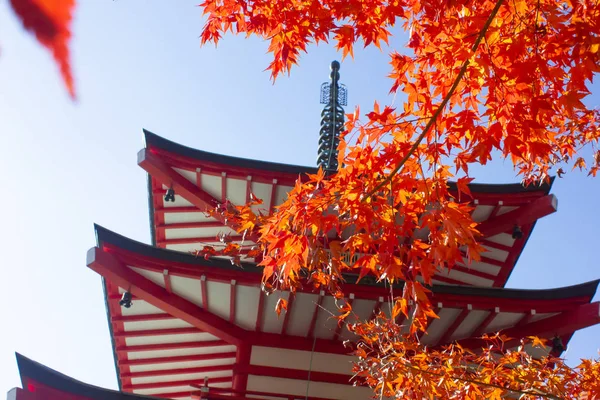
[8,63,600,400]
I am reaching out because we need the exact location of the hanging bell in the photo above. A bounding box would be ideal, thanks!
[552,336,565,354]
[164,188,175,202]
[512,225,523,240]
[119,291,133,308]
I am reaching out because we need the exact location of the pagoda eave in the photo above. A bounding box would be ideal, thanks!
[88,225,599,399]
[140,130,557,288]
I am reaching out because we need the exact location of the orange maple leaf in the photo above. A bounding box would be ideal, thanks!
[275,297,288,317]
[9,0,76,99]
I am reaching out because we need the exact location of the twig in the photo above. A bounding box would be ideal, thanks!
[396,361,563,400]
[365,0,506,200]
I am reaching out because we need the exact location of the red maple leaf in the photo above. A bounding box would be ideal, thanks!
[9,0,76,99]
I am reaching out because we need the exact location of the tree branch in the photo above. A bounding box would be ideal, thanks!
[365,0,505,200]
[395,360,562,400]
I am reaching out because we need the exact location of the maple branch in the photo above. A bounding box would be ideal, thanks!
[392,359,563,399]
[365,0,505,200]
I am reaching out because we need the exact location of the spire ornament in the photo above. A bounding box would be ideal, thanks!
[318,61,347,174]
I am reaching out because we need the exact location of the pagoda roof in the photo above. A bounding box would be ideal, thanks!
[88,224,600,400]
[144,129,554,194]
[140,129,557,288]
[9,353,161,400]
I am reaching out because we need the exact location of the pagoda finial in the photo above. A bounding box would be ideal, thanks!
[318,60,347,174]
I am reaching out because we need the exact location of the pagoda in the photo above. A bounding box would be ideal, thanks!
[8,62,600,400]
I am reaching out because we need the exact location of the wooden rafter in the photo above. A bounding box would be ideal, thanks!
[87,247,245,345]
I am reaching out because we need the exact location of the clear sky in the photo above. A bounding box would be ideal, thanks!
[0,0,598,394]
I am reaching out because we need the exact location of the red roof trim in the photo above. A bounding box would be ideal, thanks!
[93,225,599,308]
[143,129,554,198]
[117,352,237,367]
[457,301,600,350]
[13,354,162,400]
[87,246,246,346]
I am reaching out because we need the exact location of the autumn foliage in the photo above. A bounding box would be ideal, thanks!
[197,0,600,397]
[11,0,600,397]
[350,314,600,399]
[6,0,76,99]
[198,0,600,313]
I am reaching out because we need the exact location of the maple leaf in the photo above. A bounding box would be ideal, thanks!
[334,25,355,59]
[527,336,547,349]
[455,176,474,200]
[573,157,587,171]
[337,300,353,324]
[275,297,288,317]
[9,0,76,99]
[392,298,408,319]
[192,0,600,396]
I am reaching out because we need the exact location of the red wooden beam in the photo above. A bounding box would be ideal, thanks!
[307,292,325,338]
[105,282,132,388]
[155,206,206,214]
[193,393,273,400]
[245,176,252,204]
[232,344,252,394]
[477,194,557,238]
[481,239,512,252]
[189,386,334,400]
[221,172,227,203]
[251,332,348,354]
[451,190,548,206]
[515,310,536,327]
[158,235,245,246]
[269,179,278,214]
[470,309,499,338]
[104,254,588,315]
[121,364,233,379]
[281,293,295,335]
[448,264,497,281]
[145,390,209,399]
[118,352,237,367]
[116,340,228,353]
[163,270,173,294]
[488,204,502,219]
[230,280,237,324]
[196,167,202,189]
[87,247,245,345]
[158,221,226,230]
[457,302,600,350]
[429,292,587,314]
[435,308,470,345]
[432,274,467,285]
[461,252,506,268]
[255,290,265,332]
[237,364,352,386]
[108,293,140,300]
[147,147,305,185]
[114,327,202,338]
[201,275,209,310]
[140,149,260,241]
[140,149,223,214]
[123,376,232,391]
[493,224,532,287]
[111,313,175,323]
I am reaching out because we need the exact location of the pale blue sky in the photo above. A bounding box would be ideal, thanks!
[0,1,598,394]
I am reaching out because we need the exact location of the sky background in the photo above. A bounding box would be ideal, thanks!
[0,0,598,394]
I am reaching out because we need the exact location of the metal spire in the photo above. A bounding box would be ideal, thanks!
[318,60,347,174]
